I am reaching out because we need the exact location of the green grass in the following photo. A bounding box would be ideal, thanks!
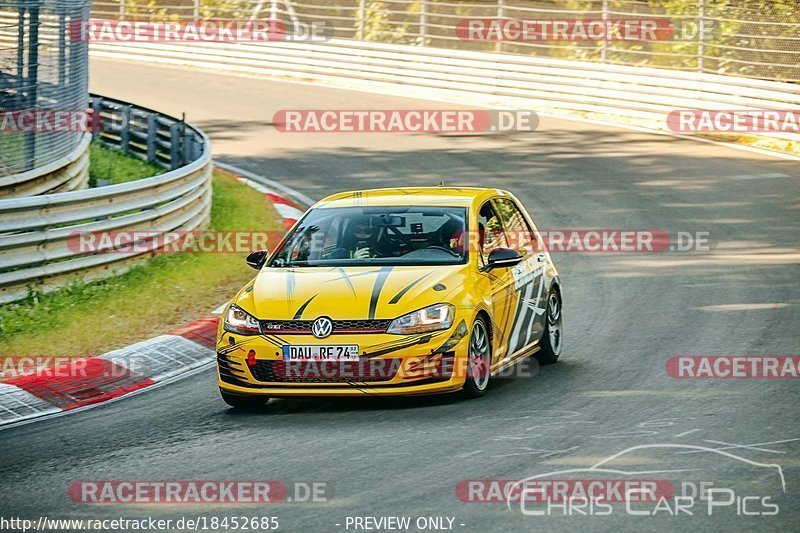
[0,133,25,177]
[0,169,281,358]
[88,142,163,186]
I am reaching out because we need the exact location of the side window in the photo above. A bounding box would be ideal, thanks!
[493,198,536,252]
[319,216,342,259]
[478,201,508,265]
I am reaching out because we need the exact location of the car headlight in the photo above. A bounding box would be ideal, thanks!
[387,303,455,335]
[223,305,262,335]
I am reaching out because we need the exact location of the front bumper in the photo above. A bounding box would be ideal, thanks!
[216,320,469,397]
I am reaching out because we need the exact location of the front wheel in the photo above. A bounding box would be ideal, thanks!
[462,316,491,398]
[535,289,563,365]
[220,390,268,409]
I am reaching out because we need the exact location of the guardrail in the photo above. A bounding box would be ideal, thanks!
[89,38,800,147]
[0,96,213,304]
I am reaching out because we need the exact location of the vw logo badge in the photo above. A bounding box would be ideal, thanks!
[311,316,333,339]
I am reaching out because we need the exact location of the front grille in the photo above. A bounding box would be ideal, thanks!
[248,359,400,383]
[260,319,391,334]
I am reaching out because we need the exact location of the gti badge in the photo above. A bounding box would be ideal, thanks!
[311,316,333,339]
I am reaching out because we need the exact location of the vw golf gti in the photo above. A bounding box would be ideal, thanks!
[216,187,563,407]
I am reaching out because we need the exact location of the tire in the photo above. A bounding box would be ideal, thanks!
[535,288,563,365]
[462,316,492,398]
[220,390,268,409]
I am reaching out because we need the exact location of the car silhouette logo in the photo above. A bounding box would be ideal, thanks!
[311,317,333,339]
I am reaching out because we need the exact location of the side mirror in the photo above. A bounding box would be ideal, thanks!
[486,248,523,269]
[246,250,269,270]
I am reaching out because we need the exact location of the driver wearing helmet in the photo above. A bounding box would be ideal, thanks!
[350,217,382,259]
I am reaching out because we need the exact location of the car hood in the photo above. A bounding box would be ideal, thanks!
[235,265,468,320]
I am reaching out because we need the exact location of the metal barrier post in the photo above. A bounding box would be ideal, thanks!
[419,0,426,45]
[16,5,24,90]
[600,0,608,63]
[698,0,706,72]
[146,113,157,164]
[169,123,180,169]
[183,131,193,167]
[358,0,365,40]
[120,105,131,153]
[23,0,41,171]
[91,96,102,139]
[57,0,66,85]
[496,0,503,53]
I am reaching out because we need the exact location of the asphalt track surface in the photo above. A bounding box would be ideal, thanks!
[1,58,799,532]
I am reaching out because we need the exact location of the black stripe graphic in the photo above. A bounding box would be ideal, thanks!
[368,266,393,319]
[293,294,318,320]
[259,335,284,348]
[507,281,532,356]
[363,334,435,358]
[389,272,432,304]
[268,333,290,346]
[217,338,257,355]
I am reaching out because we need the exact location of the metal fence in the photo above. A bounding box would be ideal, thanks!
[0,95,212,304]
[87,0,800,83]
[0,0,92,177]
[89,36,800,152]
[91,95,206,171]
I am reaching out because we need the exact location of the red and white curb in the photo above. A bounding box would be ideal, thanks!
[215,161,313,231]
[0,316,219,428]
[0,164,312,430]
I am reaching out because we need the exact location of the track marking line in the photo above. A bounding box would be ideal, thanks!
[730,172,792,180]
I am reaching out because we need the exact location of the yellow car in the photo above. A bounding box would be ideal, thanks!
[217,187,562,407]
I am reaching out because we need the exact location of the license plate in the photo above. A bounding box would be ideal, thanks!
[282,345,360,361]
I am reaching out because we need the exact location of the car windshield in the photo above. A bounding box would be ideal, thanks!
[269,206,468,267]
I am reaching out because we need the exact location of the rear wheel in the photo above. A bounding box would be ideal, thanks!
[220,390,268,409]
[535,289,563,365]
[462,316,491,398]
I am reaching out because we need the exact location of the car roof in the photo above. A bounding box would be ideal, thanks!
[314,187,514,208]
